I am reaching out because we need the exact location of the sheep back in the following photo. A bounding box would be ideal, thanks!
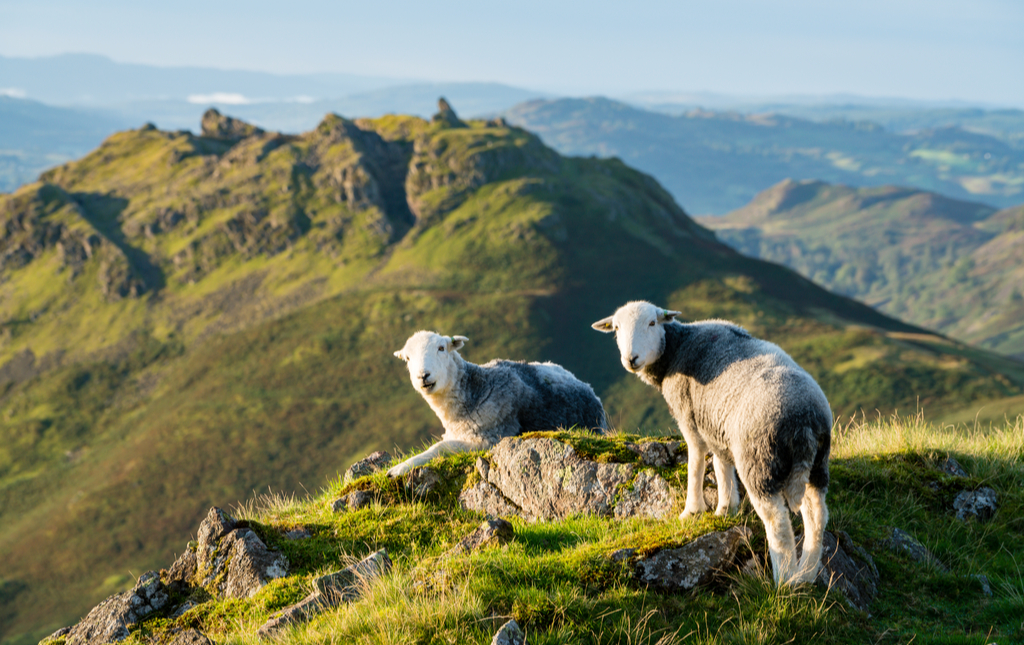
[647,321,831,498]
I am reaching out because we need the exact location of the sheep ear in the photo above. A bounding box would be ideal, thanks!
[658,309,681,323]
[591,316,615,333]
[451,336,468,350]
[393,350,407,361]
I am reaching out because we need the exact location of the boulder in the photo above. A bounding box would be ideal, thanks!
[257,549,392,637]
[882,526,947,571]
[163,548,197,594]
[939,456,968,478]
[614,470,676,520]
[343,450,392,484]
[459,480,522,518]
[168,629,213,645]
[953,488,998,521]
[632,441,681,468]
[404,466,443,498]
[333,489,374,511]
[634,526,751,591]
[478,438,636,521]
[432,97,467,128]
[63,571,169,645]
[451,519,515,555]
[813,531,879,612]
[194,507,289,599]
[491,619,526,645]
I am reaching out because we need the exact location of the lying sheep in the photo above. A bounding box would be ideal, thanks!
[388,330,607,477]
[592,301,832,585]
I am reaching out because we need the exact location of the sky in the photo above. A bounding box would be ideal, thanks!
[2,0,1022,106]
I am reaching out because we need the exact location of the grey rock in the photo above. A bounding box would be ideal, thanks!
[343,451,392,484]
[939,456,968,478]
[404,466,442,498]
[451,519,515,555]
[216,528,289,599]
[614,470,676,520]
[170,600,198,619]
[610,548,636,563]
[636,441,679,468]
[196,507,237,565]
[257,549,392,638]
[64,571,169,645]
[485,437,635,521]
[634,526,751,591]
[433,97,467,128]
[168,629,213,645]
[284,527,311,540]
[332,490,373,512]
[476,456,491,480]
[491,619,526,645]
[813,531,879,612]
[43,627,71,643]
[882,527,947,571]
[163,548,197,594]
[954,488,998,521]
[460,480,522,518]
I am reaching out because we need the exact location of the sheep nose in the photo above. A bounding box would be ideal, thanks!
[420,371,431,380]
[628,355,639,368]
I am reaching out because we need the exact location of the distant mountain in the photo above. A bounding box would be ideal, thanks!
[0,96,133,192]
[3,106,1021,642]
[0,53,402,105]
[502,97,1024,213]
[700,180,1024,358]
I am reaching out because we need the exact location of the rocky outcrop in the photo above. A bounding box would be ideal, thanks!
[953,488,998,521]
[256,549,391,637]
[632,527,751,591]
[201,109,265,139]
[881,526,946,571]
[62,572,169,645]
[490,619,527,645]
[459,436,683,521]
[449,519,515,556]
[193,507,289,599]
[344,450,393,483]
[814,531,879,612]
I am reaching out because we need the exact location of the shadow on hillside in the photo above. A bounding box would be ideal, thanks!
[72,192,166,293]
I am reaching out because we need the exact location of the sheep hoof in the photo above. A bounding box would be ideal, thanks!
[679,509,702,521]
[386,465,407,478]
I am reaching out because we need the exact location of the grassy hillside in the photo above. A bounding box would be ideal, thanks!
[38,416,1024,644]
[502,97,1024,214]
[700,180,1024,358]
[1,108,1022,643]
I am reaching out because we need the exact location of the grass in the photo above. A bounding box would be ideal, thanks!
[49,415,1022,645]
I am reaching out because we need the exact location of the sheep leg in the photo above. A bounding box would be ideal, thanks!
[712,454,739,516]
[386,439,487,477]
[794,485,828,583]
[679,429,708,520]
[747,491,798,585]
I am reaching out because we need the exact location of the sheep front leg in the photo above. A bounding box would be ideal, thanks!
[679,428,708,520]
[386,439,486,478]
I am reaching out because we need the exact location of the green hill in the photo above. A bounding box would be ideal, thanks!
[1,106,1022,644]
[700,180,1024,359]
[502,97,1024,214]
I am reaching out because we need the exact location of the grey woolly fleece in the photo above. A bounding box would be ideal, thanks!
[638,320,832,498]
[435,357,608,446]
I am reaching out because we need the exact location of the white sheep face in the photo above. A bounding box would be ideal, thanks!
[591,301,680,372]
[393,331,467,395]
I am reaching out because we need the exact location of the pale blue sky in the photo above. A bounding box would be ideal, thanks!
[2,0,1022,105]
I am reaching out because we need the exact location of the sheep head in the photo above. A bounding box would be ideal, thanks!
[394,331,468,395]
[592,301,679,372]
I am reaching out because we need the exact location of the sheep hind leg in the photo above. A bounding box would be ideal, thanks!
[712,454,739,516]
[794,485,828,584]
[747,491,798,586]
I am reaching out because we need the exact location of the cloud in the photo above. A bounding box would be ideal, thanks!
[186,92,251,105]
[1,88,28,98]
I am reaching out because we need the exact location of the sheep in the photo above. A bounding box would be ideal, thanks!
[388,330,607,477]
[592,301,832,585]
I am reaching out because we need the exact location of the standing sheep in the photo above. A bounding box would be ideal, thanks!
[592,301,832,585]
[388,330,607,477]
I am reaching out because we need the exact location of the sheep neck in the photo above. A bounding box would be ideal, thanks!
[639,322,691,388]
[421,356,474,434]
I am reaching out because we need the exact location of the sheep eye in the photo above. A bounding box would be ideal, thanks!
[649,320,656,327]
[438,346,445,352]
